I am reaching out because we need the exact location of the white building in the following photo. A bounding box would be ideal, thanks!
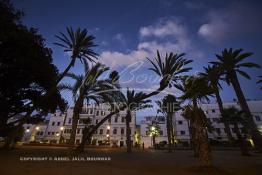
[22,104,136,147]
[22,123,47,143]
[140,116,168,148]
[140,100,262,148]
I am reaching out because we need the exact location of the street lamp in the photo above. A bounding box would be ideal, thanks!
[60,126,64,131]
[35,126,40,130]
[107,125,110,130]
[26,129,30,133]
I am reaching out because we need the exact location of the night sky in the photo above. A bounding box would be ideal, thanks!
[13,0,262,122]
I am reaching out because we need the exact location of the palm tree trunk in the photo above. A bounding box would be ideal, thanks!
[69,94,84,146]
[215,89,235,145]
[166,113,172,153]
[233,122,250,156]
[56,57,76,84]
[192,99,200,157]
[126,110,132,153]
[170,114,175,151]
[196,108,212,167]
[230,72,262,152]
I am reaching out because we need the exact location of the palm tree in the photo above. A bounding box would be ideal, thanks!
[60,63,117,145]
[144,50,193,98]
[54,27,98,84]
[77,51,193,151]
[156,94,181,152]
[146,122,161,148]
[222,107,250,156]
[200,65,235,145]
[257,76,262,90]
[211,48,262,151]
[177,76,214,167]
[124,89,152,153]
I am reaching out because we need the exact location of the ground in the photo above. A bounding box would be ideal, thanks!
[0,146,262,175]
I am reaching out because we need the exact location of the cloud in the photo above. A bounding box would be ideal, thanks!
[113,33,126,45]
[139,20,187,38]
[198,2,262,43]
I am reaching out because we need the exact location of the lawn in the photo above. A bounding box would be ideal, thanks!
[1,146,262,175]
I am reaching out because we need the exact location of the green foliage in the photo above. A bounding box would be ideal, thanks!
[147,50,193,89]
[210,48,261,85]
[146,123,161,137]
[175,76,215,104]
[0,0,66,137]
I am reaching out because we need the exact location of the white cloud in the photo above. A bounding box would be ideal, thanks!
[113,33,126,45]
[139,20,187,38]
[100,19,203,70]
[198,2,262,43]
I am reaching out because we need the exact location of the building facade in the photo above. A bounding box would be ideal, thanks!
[22,104,136,147]
[140,100,262,148]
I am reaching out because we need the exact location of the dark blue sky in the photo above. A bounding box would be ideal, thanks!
[13,0,262,120]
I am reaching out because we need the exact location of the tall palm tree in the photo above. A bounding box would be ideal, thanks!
[77,51,193,152]
[60,63,115,145]
[211,48,262,151]
[257,76,262,90]
[54,27,98,84]
[144,50,193,98]
[146,122,161,148]
[200,65,235,145]
[156,94,181,152]
[222,107,250,156]
[124,89,152,153]
[176,76,214,167]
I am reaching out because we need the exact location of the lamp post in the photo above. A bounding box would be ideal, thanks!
[59,126,64,144]
[106,125,110,146]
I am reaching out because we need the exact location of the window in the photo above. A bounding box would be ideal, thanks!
[255,115,261,121]
[121,128,125,135]
[212,109,216,113]
[108,118,111,123]
[48,132,51,135]
[178,121,183,125]
[52,122,55,126]
[68,119,71,124]
[90,109,93,114]
[113,128,117,134]
[96,111,99,116]
[106,129,110,134]
[99,129,103,135]
[40,131,44,135]
[160,130,163,136]
[57,122,60,126]
[114,117,118,123]
[215,128,221,135]
[77,128,81,134]
[180,131,185,135]
[101,111,103,116]
[121,117,125,123]
[27,126,30,129]
[51,132,55,135]
[96,119,99,124]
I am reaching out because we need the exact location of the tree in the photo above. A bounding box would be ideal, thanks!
[146,122,161,148]
[156,94,181,152]
[76,51,193,152]
[54,26,98,84]
[257,76,262,90]
[200,65,235,145]
[0,0,66,148]
[177,76,214,167]
[222,107,250,156]
[123,89,152,153]
[211,48,262,152]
